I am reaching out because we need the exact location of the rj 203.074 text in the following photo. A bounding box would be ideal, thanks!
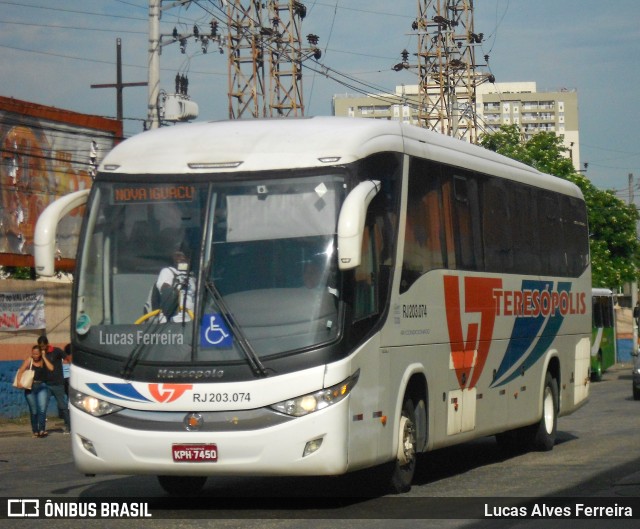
[192,392,251,403]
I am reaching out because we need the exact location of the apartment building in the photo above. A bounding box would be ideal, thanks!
[332,81,580,170]
[332,85,421,125]
[477,82,580,169]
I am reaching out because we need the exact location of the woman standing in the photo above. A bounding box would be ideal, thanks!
[15,345,53,438]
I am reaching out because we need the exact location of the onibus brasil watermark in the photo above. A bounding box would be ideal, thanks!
[6,499,151,519]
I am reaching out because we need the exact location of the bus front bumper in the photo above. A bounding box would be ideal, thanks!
[69,400,350,477]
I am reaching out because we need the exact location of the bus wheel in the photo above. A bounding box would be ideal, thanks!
[389,397,418,494]
[527,372,558,451]
[157,475,207,495]
[591,353,603,382]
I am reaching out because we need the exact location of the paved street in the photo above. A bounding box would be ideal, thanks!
[1,364,639,529]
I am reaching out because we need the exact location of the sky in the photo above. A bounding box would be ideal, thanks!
[1,0,639,195]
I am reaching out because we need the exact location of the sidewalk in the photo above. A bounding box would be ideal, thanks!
[0,416,67,438]
[616,305,634,341]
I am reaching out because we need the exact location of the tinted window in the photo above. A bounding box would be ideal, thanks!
[401,156,589,288]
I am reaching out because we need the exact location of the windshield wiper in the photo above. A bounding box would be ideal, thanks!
[122,258,198,379]
[121,288,192,379]
[121,315,175,379]
[205,280,269,378]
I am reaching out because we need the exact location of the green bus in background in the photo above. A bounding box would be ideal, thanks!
[591,288,617,381]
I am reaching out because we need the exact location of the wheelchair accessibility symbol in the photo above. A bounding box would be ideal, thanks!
[200,314,233,348]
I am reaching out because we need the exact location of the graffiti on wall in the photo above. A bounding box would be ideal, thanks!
[0,290,45,331]
[0,112,116,259]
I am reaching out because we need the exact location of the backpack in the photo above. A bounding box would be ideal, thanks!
[144,267,183,318]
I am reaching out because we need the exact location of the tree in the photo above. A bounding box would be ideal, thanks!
[480,125,640,288]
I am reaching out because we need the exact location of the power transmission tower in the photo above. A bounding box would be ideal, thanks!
[226,1,268,119]
[145,1,318,121]
[411,0,494,142]
[266,2,320,116]
[225,1,320,119]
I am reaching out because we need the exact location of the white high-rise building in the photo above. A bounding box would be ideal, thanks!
[333,82,581,170]
[476,82,580,170]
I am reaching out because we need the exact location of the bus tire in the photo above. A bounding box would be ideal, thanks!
[591,353,603,382]
[157,475,207,495]
[527,372,558,451]
[389,397,419,494]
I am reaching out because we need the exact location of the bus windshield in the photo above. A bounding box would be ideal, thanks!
[75,173,344,371]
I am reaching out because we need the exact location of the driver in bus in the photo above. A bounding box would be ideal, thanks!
[303,259,323,290]
[145,249,196,322]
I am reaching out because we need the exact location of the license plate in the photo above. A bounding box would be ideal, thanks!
[172,443,218,462]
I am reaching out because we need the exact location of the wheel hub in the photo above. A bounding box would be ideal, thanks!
[397,415,416,466]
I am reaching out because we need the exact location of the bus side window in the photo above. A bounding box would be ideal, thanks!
[539,193,566,276]
[483,179,513,271]
[605,297,614,328]
[353,224,380,321]
[445,170,482,271]
[592,297,602,328]
[440,178,457,269]
[511,186,541,275]
[562,195,590,277]
[593,295,614,329]
[401,158,446,293]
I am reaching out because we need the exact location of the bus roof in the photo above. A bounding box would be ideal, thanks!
[100,117,582,198]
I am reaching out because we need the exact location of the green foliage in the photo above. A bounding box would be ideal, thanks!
[481,125,640,289]
[0,266,36,280]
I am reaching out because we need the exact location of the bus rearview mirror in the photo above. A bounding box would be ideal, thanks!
[337,180,380,271]
[34,189,90,277]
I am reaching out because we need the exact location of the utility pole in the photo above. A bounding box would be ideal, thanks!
[91,38,147,123]
[148,0,162,129]
[147,0,184,129]
[629,172,638,358]
[145,1,317,122]
[402,0,494,142]
[147,1,205,128]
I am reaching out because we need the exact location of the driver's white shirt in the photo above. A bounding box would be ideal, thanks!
[156,266,196,322]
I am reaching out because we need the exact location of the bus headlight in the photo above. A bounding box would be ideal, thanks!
[70,389,123,417]
[270,370,359,417]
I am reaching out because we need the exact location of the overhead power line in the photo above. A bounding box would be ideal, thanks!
[0,0,149,22]
[0,18,147,35]
[1,0,414,124]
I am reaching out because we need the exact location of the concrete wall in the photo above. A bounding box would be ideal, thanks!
[0,278,72,418]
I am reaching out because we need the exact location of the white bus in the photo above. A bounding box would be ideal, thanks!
[35,118,591,494]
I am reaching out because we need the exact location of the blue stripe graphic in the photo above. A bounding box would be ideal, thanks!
[492,281,571,388]
[86,382,152,403]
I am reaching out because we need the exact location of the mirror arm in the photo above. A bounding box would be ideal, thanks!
[34,189,90,276]
[337,180,381,270]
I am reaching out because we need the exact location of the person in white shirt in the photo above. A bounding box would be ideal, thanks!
[146,250,195,322]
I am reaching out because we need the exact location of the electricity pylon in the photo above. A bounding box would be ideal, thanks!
[412,0,494,142]
[266,1,320,116]
[226,1,268,119]
[226,1,320,119]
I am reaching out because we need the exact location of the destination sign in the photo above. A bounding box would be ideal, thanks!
[112,184,194,204]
